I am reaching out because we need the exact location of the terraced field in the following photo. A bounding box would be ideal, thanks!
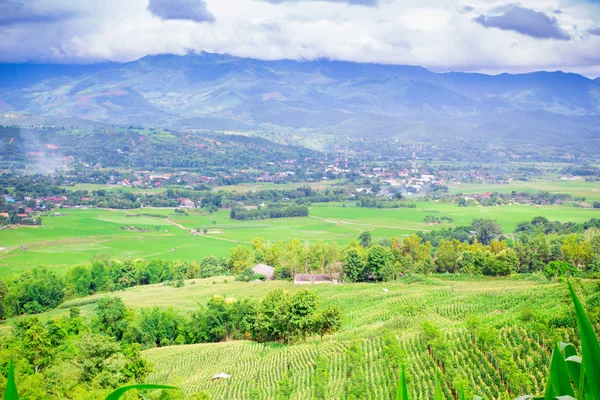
[128,276,580,399]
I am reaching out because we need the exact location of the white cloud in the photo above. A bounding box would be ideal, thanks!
[0,0,598,77]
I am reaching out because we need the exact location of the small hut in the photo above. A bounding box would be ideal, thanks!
[251,264,275,280]
[293,273,340,285]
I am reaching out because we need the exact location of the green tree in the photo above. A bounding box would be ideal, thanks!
[230,246,253,274]
[471,218,502,245]
[435,239,461,273]
[290,289,319,342]
[314,304,342,339]
[95,297,130,340]
[253,289,292,343]
[358,231,372,247]
[77,333,120,382]
[343,247,365,282]
[14,317,54,373]
[366,244,390,280]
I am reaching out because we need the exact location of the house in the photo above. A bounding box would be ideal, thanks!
[293,273,340,285]
[178,198,195,208]
[252,264,275,280]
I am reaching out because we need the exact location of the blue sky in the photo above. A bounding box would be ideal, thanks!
[0,0,599,77]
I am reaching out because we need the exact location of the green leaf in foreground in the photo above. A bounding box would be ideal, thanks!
[434,374,443,400]
[547,343,575,397]
[105,384,178,400]
[568,280,600,399]
[3,359,18,400]
[396,366,409,400]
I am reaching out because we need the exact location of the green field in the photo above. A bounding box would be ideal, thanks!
[448,179,600,201]
[0,202,596,277]
[60,183,169,194]
[52,275,578,399]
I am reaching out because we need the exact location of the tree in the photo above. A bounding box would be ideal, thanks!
[67,265,92,297]
[253,289,292,343]
[435,239,461,273]
[230,246,253,274]
[471,218,502,245]
[343,247,365,282]
[290,289,319,342]
[314,304,342,339]
[77,334,120,382]
[14,317,54,373]
[544,260,576,280]
[94,297,129,340]
[358,231,372,248]
[366,244,390,280]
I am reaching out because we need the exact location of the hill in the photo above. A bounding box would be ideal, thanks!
[1,52,599,148]
[62,275,572,399]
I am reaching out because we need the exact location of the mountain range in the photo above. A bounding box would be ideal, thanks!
[1,52,599,147]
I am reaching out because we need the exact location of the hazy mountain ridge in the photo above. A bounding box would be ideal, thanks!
[0,52,599,145]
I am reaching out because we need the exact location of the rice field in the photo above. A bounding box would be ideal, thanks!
[0,202,597,277]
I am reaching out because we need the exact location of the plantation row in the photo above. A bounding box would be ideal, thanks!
[140,279,594,399]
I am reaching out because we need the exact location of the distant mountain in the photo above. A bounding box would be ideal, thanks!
[0,52,599,147]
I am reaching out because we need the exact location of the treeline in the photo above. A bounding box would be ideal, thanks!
[0,309,151,398]
[424,215,453,224]
[97,290,341,347]
[229,217,600,282]
[229,204,309,220]
[0,173,350,212]
[357,198,416,209]
[0,256,230,318]
[456,190,584,207]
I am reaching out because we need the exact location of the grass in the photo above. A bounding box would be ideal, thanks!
[0,203,597,276]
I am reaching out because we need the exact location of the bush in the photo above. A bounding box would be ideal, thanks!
[236,268,266,282]
[274,266,291,280]
[544,260,576,280]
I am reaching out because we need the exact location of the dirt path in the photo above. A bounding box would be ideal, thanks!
[164,219,248,244]
[164,218,188,230]
[309,216,430,232]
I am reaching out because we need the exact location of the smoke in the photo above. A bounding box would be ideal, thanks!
[19,127,66,174]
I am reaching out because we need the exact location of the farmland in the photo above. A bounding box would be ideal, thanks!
[55,274,582,399]
[447,179,600,202]
[0,202,597,277]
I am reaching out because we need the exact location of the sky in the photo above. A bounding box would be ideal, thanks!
[0,0,599,77]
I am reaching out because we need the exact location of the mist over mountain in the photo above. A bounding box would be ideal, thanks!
[1,52,599,147]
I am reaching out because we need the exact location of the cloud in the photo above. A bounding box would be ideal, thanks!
[0,0,77,25]
[260,0,377,4]
[148,0,215,23]
[0,0,599,78]
[474,6,571,40]
[590,28,600,36]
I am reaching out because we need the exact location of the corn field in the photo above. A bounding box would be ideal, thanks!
[142,276,595,399]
